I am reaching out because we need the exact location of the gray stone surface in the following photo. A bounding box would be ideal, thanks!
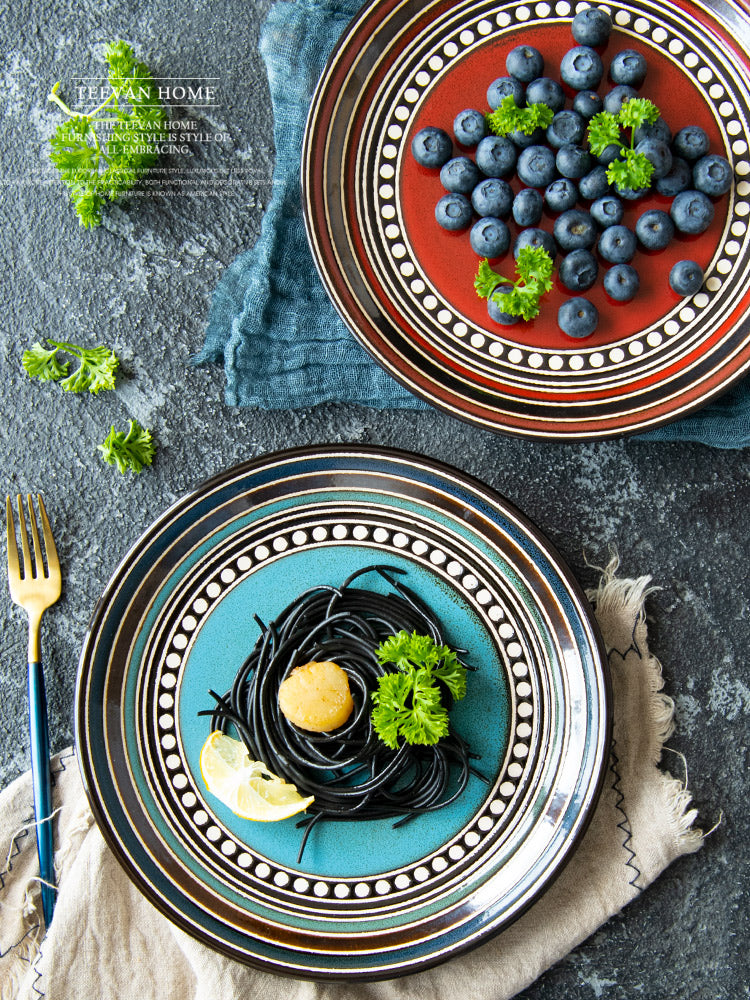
[0,1,747,997]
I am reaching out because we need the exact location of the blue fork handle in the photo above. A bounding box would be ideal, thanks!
[28,660,56,928]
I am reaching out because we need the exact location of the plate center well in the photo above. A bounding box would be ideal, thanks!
[398,21,726,350]
[177,545,510,878]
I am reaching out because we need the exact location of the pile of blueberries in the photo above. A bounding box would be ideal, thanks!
[410,6,734,338]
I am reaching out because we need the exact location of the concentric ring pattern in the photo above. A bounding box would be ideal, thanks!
[302,0,750,438]
[76,447,609,979]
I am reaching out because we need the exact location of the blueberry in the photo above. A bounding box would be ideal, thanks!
[512,188,544,226]
[633,117,671,145]
[578,165,610,200]
[514,227,557,259]
[556,143,593,179]
[693,154,733,196]
[546,110,586,149]
[614,181,648,200]
[517,145,558,187]
[559,249,599,291]
[506,45,544,82]
[487,284,519,325]
[526,77,565,112]
[672,125,710,162]
[603,85,638,115]
[453,109,488,147]
[670,189,715,234]
[669,259,704,295]
[545,178,579,213]
[558,297,599,337]
[572,7,612,46]
[598,224,637,263]
[435,193,473,231]
[591,195,624,228]
[470,217,511,257]
[635,209,675,250]
[610,49,647,87]
[560,46,604,90]
[554,209,597,251]
[655,157,692,197]
[487,76,525,110]
[635,138,673,180]
[597,144,623,168]
[509,126,548,149]
[573,90,604,120]
[475,135,518,177]
[440,156,481,194]
[411,127,453,168]
[604,263,640,301]
[471,178,514,218]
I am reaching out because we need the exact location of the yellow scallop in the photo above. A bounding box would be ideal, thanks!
[278,660,354,732]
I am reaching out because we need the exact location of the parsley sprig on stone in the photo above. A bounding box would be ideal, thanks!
[48,40,167,227]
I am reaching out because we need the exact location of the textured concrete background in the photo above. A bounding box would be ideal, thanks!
[0,1,748,997]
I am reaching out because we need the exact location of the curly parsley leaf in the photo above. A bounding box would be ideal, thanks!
[22,339,119,394]
[487,94,554,136]
[607,148,654,193]
[399,670,450,746]
[22,343,70,382]
[617,97,660,130]
[48,40,167,227]
[515,246,554,290]
[586,111,622,156]
[475,247,554,322]
[474,258,506,299]
[98,419,155,474]
[586,99,662,192]
[371,631,467,748]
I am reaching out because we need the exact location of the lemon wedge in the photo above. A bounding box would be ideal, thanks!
[199,731,314,822]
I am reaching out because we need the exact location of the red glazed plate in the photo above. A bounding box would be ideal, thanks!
[302,0,750,439]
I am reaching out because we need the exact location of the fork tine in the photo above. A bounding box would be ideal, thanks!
[5,496,20,580]
[16,494,32,580]
[37,495,60,576]
[26,495,45,579]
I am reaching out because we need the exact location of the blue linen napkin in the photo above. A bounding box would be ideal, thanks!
[196,0,750,447]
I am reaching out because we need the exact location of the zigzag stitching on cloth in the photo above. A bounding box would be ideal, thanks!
[50,747,76,787]
[609,738,643,890]
[0,828,30,889]
[24,749,75,998]
[30,943,45,998]
[1,748,75,892]
[0,750,75,993]
[605,614,643,662]
[0,924,38,962]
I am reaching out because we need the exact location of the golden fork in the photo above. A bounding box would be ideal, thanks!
[6,494,62,928]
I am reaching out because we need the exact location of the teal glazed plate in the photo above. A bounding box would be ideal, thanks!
[76,447,610,979]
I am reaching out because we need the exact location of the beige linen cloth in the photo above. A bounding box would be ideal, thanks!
[0,562,704,1000]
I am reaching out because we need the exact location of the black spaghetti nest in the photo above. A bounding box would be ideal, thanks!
[203,565,484,858]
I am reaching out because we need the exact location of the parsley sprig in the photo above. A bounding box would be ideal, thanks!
[587,98,661,192]
[48,40,167,227]
[487,94,555,137]
[370,631,467,749]
[98,419,155,474]
[475,247,554,322]
[22,339,119,394]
